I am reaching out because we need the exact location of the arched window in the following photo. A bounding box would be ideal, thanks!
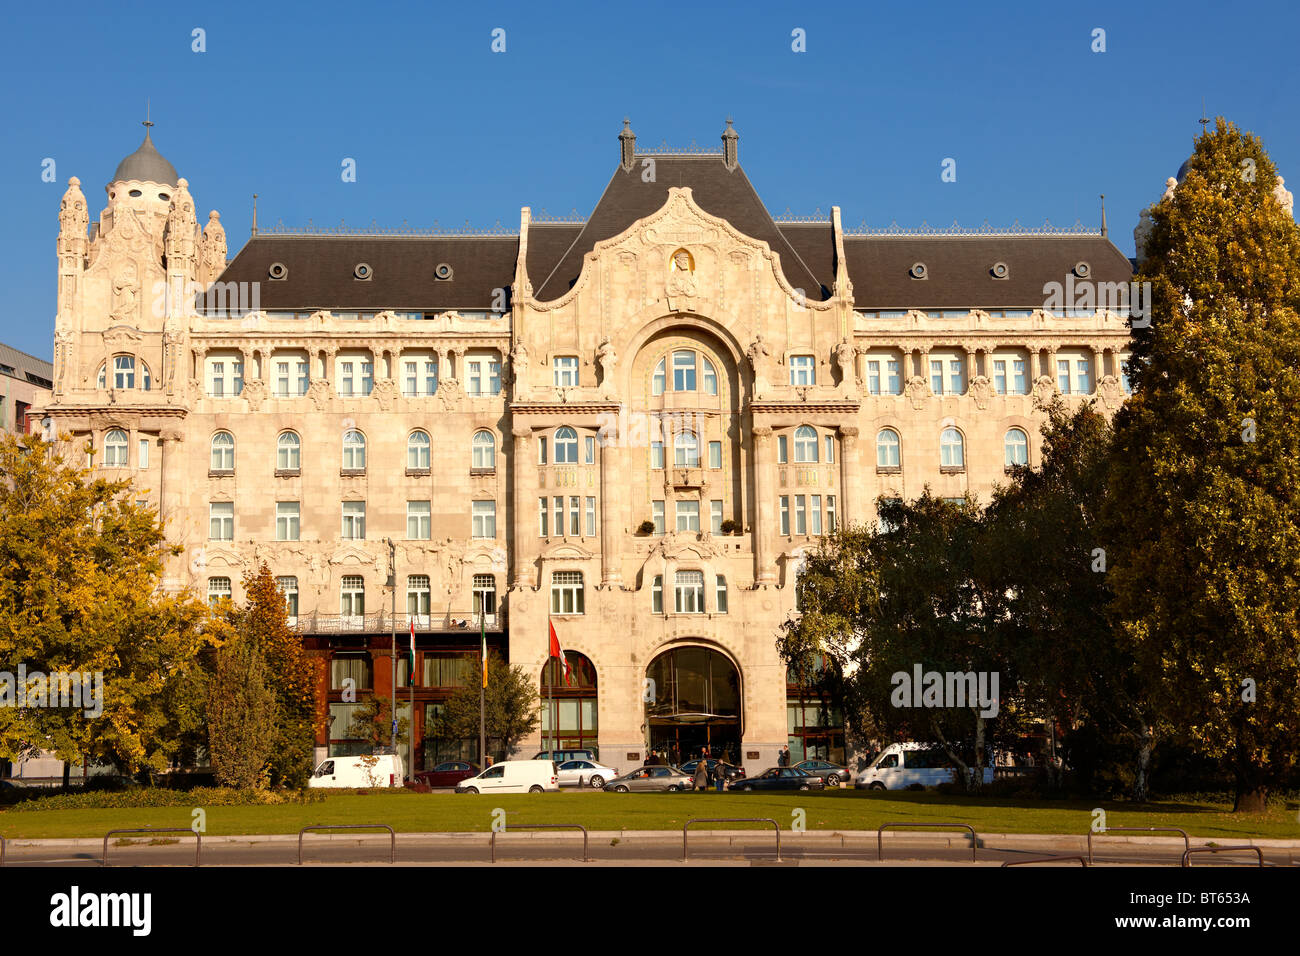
[554,426,578,464]
[1004,428,1028,467]
[104,429,128,467]
[673,430,700,467]
[141,362,151,391]
[794,425,819,463]
[277,432,301,471]
[342,429,367,470]
[652,358,666,396]
[210,431,235,471]
[702,357,717,395]
[408,430,431,470]
[672,350,696,391]
[940,427,964,468]
[97,365,106,389]
[876,428,900,468]
[472,430,496,470]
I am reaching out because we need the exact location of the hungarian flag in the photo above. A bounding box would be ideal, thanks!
[547,618,573,687]
[480,610,488,689]
[407,618,416,687]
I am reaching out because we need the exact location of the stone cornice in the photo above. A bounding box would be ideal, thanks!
[750,400,861,415]
[509,401,623,415]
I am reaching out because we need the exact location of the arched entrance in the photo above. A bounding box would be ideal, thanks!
[539,651,598,755]
[644,646,741,766]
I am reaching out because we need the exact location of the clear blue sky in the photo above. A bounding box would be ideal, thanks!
[3,0,1297,359]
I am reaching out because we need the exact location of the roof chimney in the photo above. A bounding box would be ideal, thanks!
[619,118,636,172]
[722,118,739,171]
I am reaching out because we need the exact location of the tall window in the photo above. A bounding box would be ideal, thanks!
[675,499,700,532]
[992,359,1008,395]
[207,357,242,397]
[551,571,585,615]
[403,355,437,396]
[1057,359,1072,394]
[408,430,431,470]
[207,577,232,606]
[407,575,431,620]
[867,358,882,395]
[930,359,944,394]
[777,435,788,464]
[651,575,663,614]
[465,354,501,396]
[472,431,496,470]
[585,497,596,537]
[472,500,496,539]
[553,356,579,387]
[715,575,728,614]
[710,499,723,535]
[708,441,722,469]
[1012,358,1027,394]
[674,570,705,613]
[104,429,128,467]
[342,430,366,470]
[114,355,137,390]
[407,500,431,539]
[568,496,581,536]
[826,495,837,532]
[472,574,497,622]
[554,426,578,463]
[650,441,664,469]
[789,354,815,386]
[340,575,365,617]
[810,494,823,535]
[210,502,234,540]
[794,426,819,463]
[210,431,234,471]
[341,502,366,539]
[276,501,300,541]
[652,500,665,535]
[702,357,717,395]
[584,436,595,465]
[275,357,309,396]
[876,429,900,468]
[1004,428,1029,467]
[138,438,150,469]
[825,435,835,463]
[940,427,965,468]
[337,357,373,397]
[780,495,790,535]
[652,358,666,395]
[277,432,301,471]
[538,497,548,537]
[672,350,696,391]
[276,576,298,620]
[674,431,700,467]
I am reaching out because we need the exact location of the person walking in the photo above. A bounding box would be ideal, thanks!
[715,760,726,792]
[693,756,709,792]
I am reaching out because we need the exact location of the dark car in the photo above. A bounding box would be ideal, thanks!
[679,759,747,782]
[731,766,826,792]
[415,761,480,788]
[792,759,850,787]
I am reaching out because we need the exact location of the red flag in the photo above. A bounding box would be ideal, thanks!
[548,618,573,687]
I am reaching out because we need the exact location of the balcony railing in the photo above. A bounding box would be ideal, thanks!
[294,610,504,634]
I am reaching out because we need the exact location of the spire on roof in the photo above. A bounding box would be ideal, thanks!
[619,117,636,172]
[722,117,738,171]
[111,111,178,186]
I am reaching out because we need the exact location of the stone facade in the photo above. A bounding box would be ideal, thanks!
[41,122,1135,775]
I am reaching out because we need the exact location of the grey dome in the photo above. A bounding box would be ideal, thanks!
[111,128,178,185]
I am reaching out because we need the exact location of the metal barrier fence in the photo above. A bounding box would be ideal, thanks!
[878,822,978,862]
[103,828,201,867]
[298,824,396,865]
[1182,845,1264,867]
[491,824,589,863]
[1087,826,1190,864]
[0,835,5,867]
[1002,855,1088,867]
[683,818,782,862]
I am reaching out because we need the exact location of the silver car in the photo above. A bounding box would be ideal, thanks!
[602,765,695,792]
[555,759,620,789]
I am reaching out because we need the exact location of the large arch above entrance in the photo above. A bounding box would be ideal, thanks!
[539,651,598,756]
[644,645,741,766]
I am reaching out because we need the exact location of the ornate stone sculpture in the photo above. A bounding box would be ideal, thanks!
[110,262,139,323]
[968,374,992,411]
[1274,176,1294,217]
[747,333,771,398]
[596,336,617,396]
[197,210,228,285]
[666,248,699,303]
[510,341,530,399]
[834,338,856,393]
[903,375,929,411]
[1032,375,1057,405]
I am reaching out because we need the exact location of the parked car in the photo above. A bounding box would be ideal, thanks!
[602,766,695,792]
[854,742,994,790]
[415,761,479,788]
[731,767,825,791]
[793,759,850,787]
[309,754,405,788]
[84,774,143,791]
[455,759,558,794]
[555,759,619,789]
[678,758,746,782]
[533,749,596,763]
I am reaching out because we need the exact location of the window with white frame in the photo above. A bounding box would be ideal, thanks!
[553,356,579,387]
[274,355,309,397]
[650,440,664,469]
[336,355,374,397]
[652,500,665,535]
[708,441,722,469]
[402,354,437,396]
[277,432,301,471]
[342,430,366,470]
[472,574,496,621]
[138,438,150,469]
[794,494,807,534]
[876,429,900,468]
[276,501,300,541]
[652,358,666,396]
[554,426,578,463]
[826,495,837,532]
[674,570,705,613]
[673,431,700,467]
[1004,428,1029,467]
[865,354,902,395]
[407,574,431,619]
[651,574,663,613]
[789,354,816,386]
[585,497,596,537]
[780,495,790,535]
[672,350,696,391]
[1119,353,1133,394]
[551,571,584,615]
[340,575,365,617]
[810,494,823,535]
[824,434,835,463]
[675,499,700,532]
[341,501,366,539]
[276,576,298,620]
[407,500,431,539]
[715,575,728,614]
[207,356,243,397]
[113,354,137,390]
[929,354,964,395]
[472,500,496,539]
[553,496,563,535]
[465,353,501,396]
[537,436,547,465]
[408,430,431,470]
[1055,352,1093,395]
[584,435,595,465]
[568,496,581,536]
[104,429,128,467]
[794,426,819,463]
[210,501,233,540]
[208,576,232,606]
[210,431,234,471]
[472,431,496,470]
[709,499,723,535]
[940,427,965,468]
[777,435,788,464]
[538,497,548,537]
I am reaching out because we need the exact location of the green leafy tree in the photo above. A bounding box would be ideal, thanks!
[346,694,409,751]
[0,432,221,776]
[207,637,278,789]
[1107,118,1300,811]
[435,656,540,761]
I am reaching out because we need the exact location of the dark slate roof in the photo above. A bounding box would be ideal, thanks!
[0,342,54,388]
[843,235,1132,309]
[112,129,179,186]
[215,235,520,310]
[531,156,830,301]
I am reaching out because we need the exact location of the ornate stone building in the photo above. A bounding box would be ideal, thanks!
[42,119,1136,773]
[0,343,52,435]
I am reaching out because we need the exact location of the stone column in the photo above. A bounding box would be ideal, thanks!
[512,424,537,588]
[600,420,623,586]
[159,428,186,590]
[918,346,931,391]
[838,425,860,529]
[752,424,776,585]
[964,345,978,394]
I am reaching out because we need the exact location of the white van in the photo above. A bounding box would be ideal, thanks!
[855,742,993,790]
[454,759,558,794]
[309,754,405,788]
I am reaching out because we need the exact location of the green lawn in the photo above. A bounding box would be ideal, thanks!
[2,789,1298,840]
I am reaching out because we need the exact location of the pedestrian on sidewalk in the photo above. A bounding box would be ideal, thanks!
[715,761,726,792]
[693,757,708,792]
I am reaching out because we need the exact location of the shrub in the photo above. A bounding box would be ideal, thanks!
[9,786,323,812]
[638,520,656,535]
[720,519,739,535]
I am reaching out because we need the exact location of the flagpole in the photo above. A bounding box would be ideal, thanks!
[479,608,486,768]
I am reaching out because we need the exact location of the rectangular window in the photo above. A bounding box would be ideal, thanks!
[824,435,834,463]
[472,500,496,539]
[340,575,365,617]
[652,361,666,396]
[777,435,788,464]
[584,436,595,465]
[1076,357,1092,394]
[810,494,822,535]
[710,499,723,535]
[569,496,580,536]
[795,495,807,535]
[210,361,224,397]
[209,502,233,541]
[930,359,943,394]
[652,500,665,535]
[827,495,837,532]
[715,575,728,614]
[233,361,243,396]
[1057,359,1071,394]
[993,359,1007,395]
[341,502,366,540]
[949,358,963,395]
[550,571,584,615]
[404,361,418,396]
[425,359,438,395]
[585,497,596,537]
[673,351,696,391]
[651,575,663,614]
[340,361,355,396]
[867,359,881,395]
[676,500,700,532]
[708,441,722,469]
[1120,355,1132,394]
[407,500,431,540]
[553,496,563,535]
[779,496,790,536]
[886,358,901,394]
[115,355,136,390]
[539,497,548,537]
[276,501,300,541]
[207,577,232,606]
[276,576,298,620]
[277,361,291,397]
[789,355,815,386]
[650,441,664,469]
[538,436,547,465]
[1012,358,1027,394]
[407,574,431,619]
[138,438,149,469]
[553,356,579,387]
[674,570,705,613]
